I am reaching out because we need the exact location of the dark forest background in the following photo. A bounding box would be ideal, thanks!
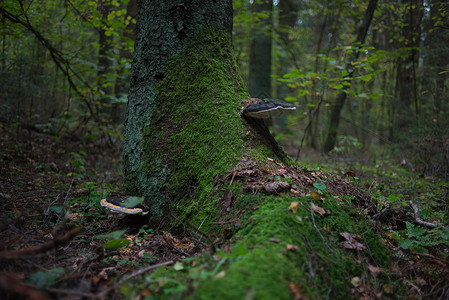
[1,0,448,176]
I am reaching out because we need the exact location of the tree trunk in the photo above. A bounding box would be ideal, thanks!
[247,0,272,99]
[394,0,423,130]
[97,1,114,121]
[112,0,137,124]
[422,1,448,113]
[323,0,378,153]
[123,0,286,221]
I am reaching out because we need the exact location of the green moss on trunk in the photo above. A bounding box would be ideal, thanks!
[144,28,249,219]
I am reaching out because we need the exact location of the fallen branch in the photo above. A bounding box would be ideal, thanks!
[96,260,174,298]
[0,226,84,259]
[409,201,438,229]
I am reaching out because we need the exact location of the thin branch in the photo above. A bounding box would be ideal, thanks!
[95,260,174,298]
[409,201,438,229]
[310,201,341,261]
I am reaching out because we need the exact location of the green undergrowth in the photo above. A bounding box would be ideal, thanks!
[302,157,449,255]
[123,189,392,299]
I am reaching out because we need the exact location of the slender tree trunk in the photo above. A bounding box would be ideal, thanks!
[248,0,272,98]
[423,1,448,113]
[97,1,114,121]
[275,0,298,132]
[323,0,378,153]
[112,0,137,123]
[394,0,423,130]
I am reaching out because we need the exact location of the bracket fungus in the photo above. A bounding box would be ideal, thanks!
[243,98,296,119]
[100,196,149,216]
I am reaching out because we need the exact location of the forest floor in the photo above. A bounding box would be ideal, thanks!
[0,121,448,299]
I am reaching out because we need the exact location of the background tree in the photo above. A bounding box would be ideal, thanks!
[323,0,378,153]
[247,0,273,98]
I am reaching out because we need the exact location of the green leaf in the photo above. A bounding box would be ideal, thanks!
[406,222,426,238]
[397,239,413,250]
[94,230,127,240]
[174,262,184,271]
[360,74,372,82]
[122,196,145,208]
[313,182,327,191]
[102,238,130,250]
[29,267,65,288]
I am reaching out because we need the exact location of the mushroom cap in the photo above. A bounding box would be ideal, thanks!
[243,98,296,119]
[100,197,149,215]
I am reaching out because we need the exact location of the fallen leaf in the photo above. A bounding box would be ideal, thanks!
[141,288,152,296]
[214,271,226,279]
[173,262,184,271]
[415,277,426,286]
[68,213,83,221]
[289,202,299,214]
[286,244,300,251]
[268,237,281,243]
[264,181,291,194]
[340,232,365,250]
[383,283,394,294]
[351,276,361,287]
[296,215,302,222]
[311,191,321,201]
[340,232,356,240]
[368,265,382,277]
[221,190,233,212]
[346,171,356,178]
[289,283,308,300]
[311,203,325,216]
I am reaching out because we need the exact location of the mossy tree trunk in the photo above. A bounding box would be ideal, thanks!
[123,0,283,221]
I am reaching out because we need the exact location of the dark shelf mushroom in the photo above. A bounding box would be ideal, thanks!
[243,98,296,119]
[100,196,149,216]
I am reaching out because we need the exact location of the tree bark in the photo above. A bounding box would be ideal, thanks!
[123,0,286,220]
[323,0,378,153]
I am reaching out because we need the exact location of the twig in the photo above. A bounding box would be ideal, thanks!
[119,260,174,285]
[409,201,438,229]
[310,201,341,261]
[185,220,216,253]
[96,260,174,298]
[0,226,84,259]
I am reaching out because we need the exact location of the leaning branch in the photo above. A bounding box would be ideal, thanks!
[0,3,99,123]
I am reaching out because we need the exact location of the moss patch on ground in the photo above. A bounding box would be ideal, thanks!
[134,159,393,299]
